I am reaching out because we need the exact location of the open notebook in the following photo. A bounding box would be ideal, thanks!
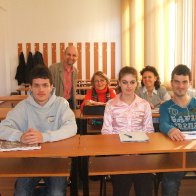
[119,132,149,142]
[0,140,41,152]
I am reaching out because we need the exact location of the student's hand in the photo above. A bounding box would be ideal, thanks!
[20,128,43,144]
[168,128,185,141]
[85,100,106,106]
[93,101,106,106]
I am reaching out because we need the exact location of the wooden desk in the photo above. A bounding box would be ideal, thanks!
[0,95,27,108]
[0,95,27,102]
[80,133,196,195]
[16,87,29,95]
[0,108,12,121]
[0,135,80,195]
[75,94,85,101]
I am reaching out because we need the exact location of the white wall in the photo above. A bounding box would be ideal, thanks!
[0,0,121,95]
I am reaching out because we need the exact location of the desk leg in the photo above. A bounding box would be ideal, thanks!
[82,156,89,196]
[70,157,78,196]
[79,119,88,135]
[76,119,81,135]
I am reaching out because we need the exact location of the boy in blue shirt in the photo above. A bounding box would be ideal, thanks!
[160,64,196,196]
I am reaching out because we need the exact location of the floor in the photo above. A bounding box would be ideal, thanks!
[0,176,195,196]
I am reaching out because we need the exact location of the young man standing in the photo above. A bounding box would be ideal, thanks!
[159,64,196,196]
[0,64,77,196]
[49,45,78,109]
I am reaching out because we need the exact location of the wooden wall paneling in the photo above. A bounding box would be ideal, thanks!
[94,43,99,72]
[34,43,39,52]
[26,43,31,59]
[18,43,23,57]
[77,43,82,79]
[102,42,107,74]
[85,42,90,80]
[60,43,65,62]
[51,43,56,64]
[17,42,115,79]
[43,43,48,66]
[111,42,116,79]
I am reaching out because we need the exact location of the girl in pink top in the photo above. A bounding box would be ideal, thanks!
[101,66,154,196]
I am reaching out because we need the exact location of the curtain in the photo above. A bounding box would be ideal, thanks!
[121,0,194,87]
[192,0,196,88]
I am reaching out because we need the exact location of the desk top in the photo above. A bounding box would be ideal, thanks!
[79,133,196,156]
[16,87,29,92]
[0,95,27,101]
[80,112,160,119]
[0,108,12,120]
[0,135,80,158]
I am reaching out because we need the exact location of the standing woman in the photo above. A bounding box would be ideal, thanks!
[80,71,116,111]
[102,66,154,196]
[136,66,171,109]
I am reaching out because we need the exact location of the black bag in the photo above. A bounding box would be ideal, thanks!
[83,105,105,115]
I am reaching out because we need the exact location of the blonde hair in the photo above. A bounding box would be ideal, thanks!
[91,71,110,86]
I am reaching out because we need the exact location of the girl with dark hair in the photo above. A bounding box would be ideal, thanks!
[136,66,171,109]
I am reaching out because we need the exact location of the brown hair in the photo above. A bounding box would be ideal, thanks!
[117,66,138,93]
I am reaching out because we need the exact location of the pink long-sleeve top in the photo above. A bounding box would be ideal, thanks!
[101,93,154,134]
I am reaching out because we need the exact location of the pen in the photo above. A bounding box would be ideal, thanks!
[124,134,132,138]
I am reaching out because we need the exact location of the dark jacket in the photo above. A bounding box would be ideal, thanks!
[25,52,34,83]
[15,52,26,85]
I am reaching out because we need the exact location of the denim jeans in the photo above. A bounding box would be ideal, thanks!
[161,171,186,196]
[14,177,67,196]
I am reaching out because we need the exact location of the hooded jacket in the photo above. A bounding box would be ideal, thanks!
[0,89,77,142]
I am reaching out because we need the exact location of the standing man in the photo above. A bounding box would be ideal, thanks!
[0,64,77,196]
[49,45,78,109]
[159,64,196,196]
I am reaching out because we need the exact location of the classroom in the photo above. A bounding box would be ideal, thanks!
[0,0,196,196]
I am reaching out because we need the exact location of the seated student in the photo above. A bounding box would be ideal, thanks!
[101,66,154,196]
[80,71,116,111]
[136,66,171,109]
[159,64,196,196]
[0,64,77,196]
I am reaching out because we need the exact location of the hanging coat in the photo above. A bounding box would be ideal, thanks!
[25,51,34,83]
[33,51,45,66]
[15,52,26,85]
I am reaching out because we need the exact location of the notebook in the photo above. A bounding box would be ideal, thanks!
[0,140,41,152]
[83,105,105,115]
[119,132,149,142]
